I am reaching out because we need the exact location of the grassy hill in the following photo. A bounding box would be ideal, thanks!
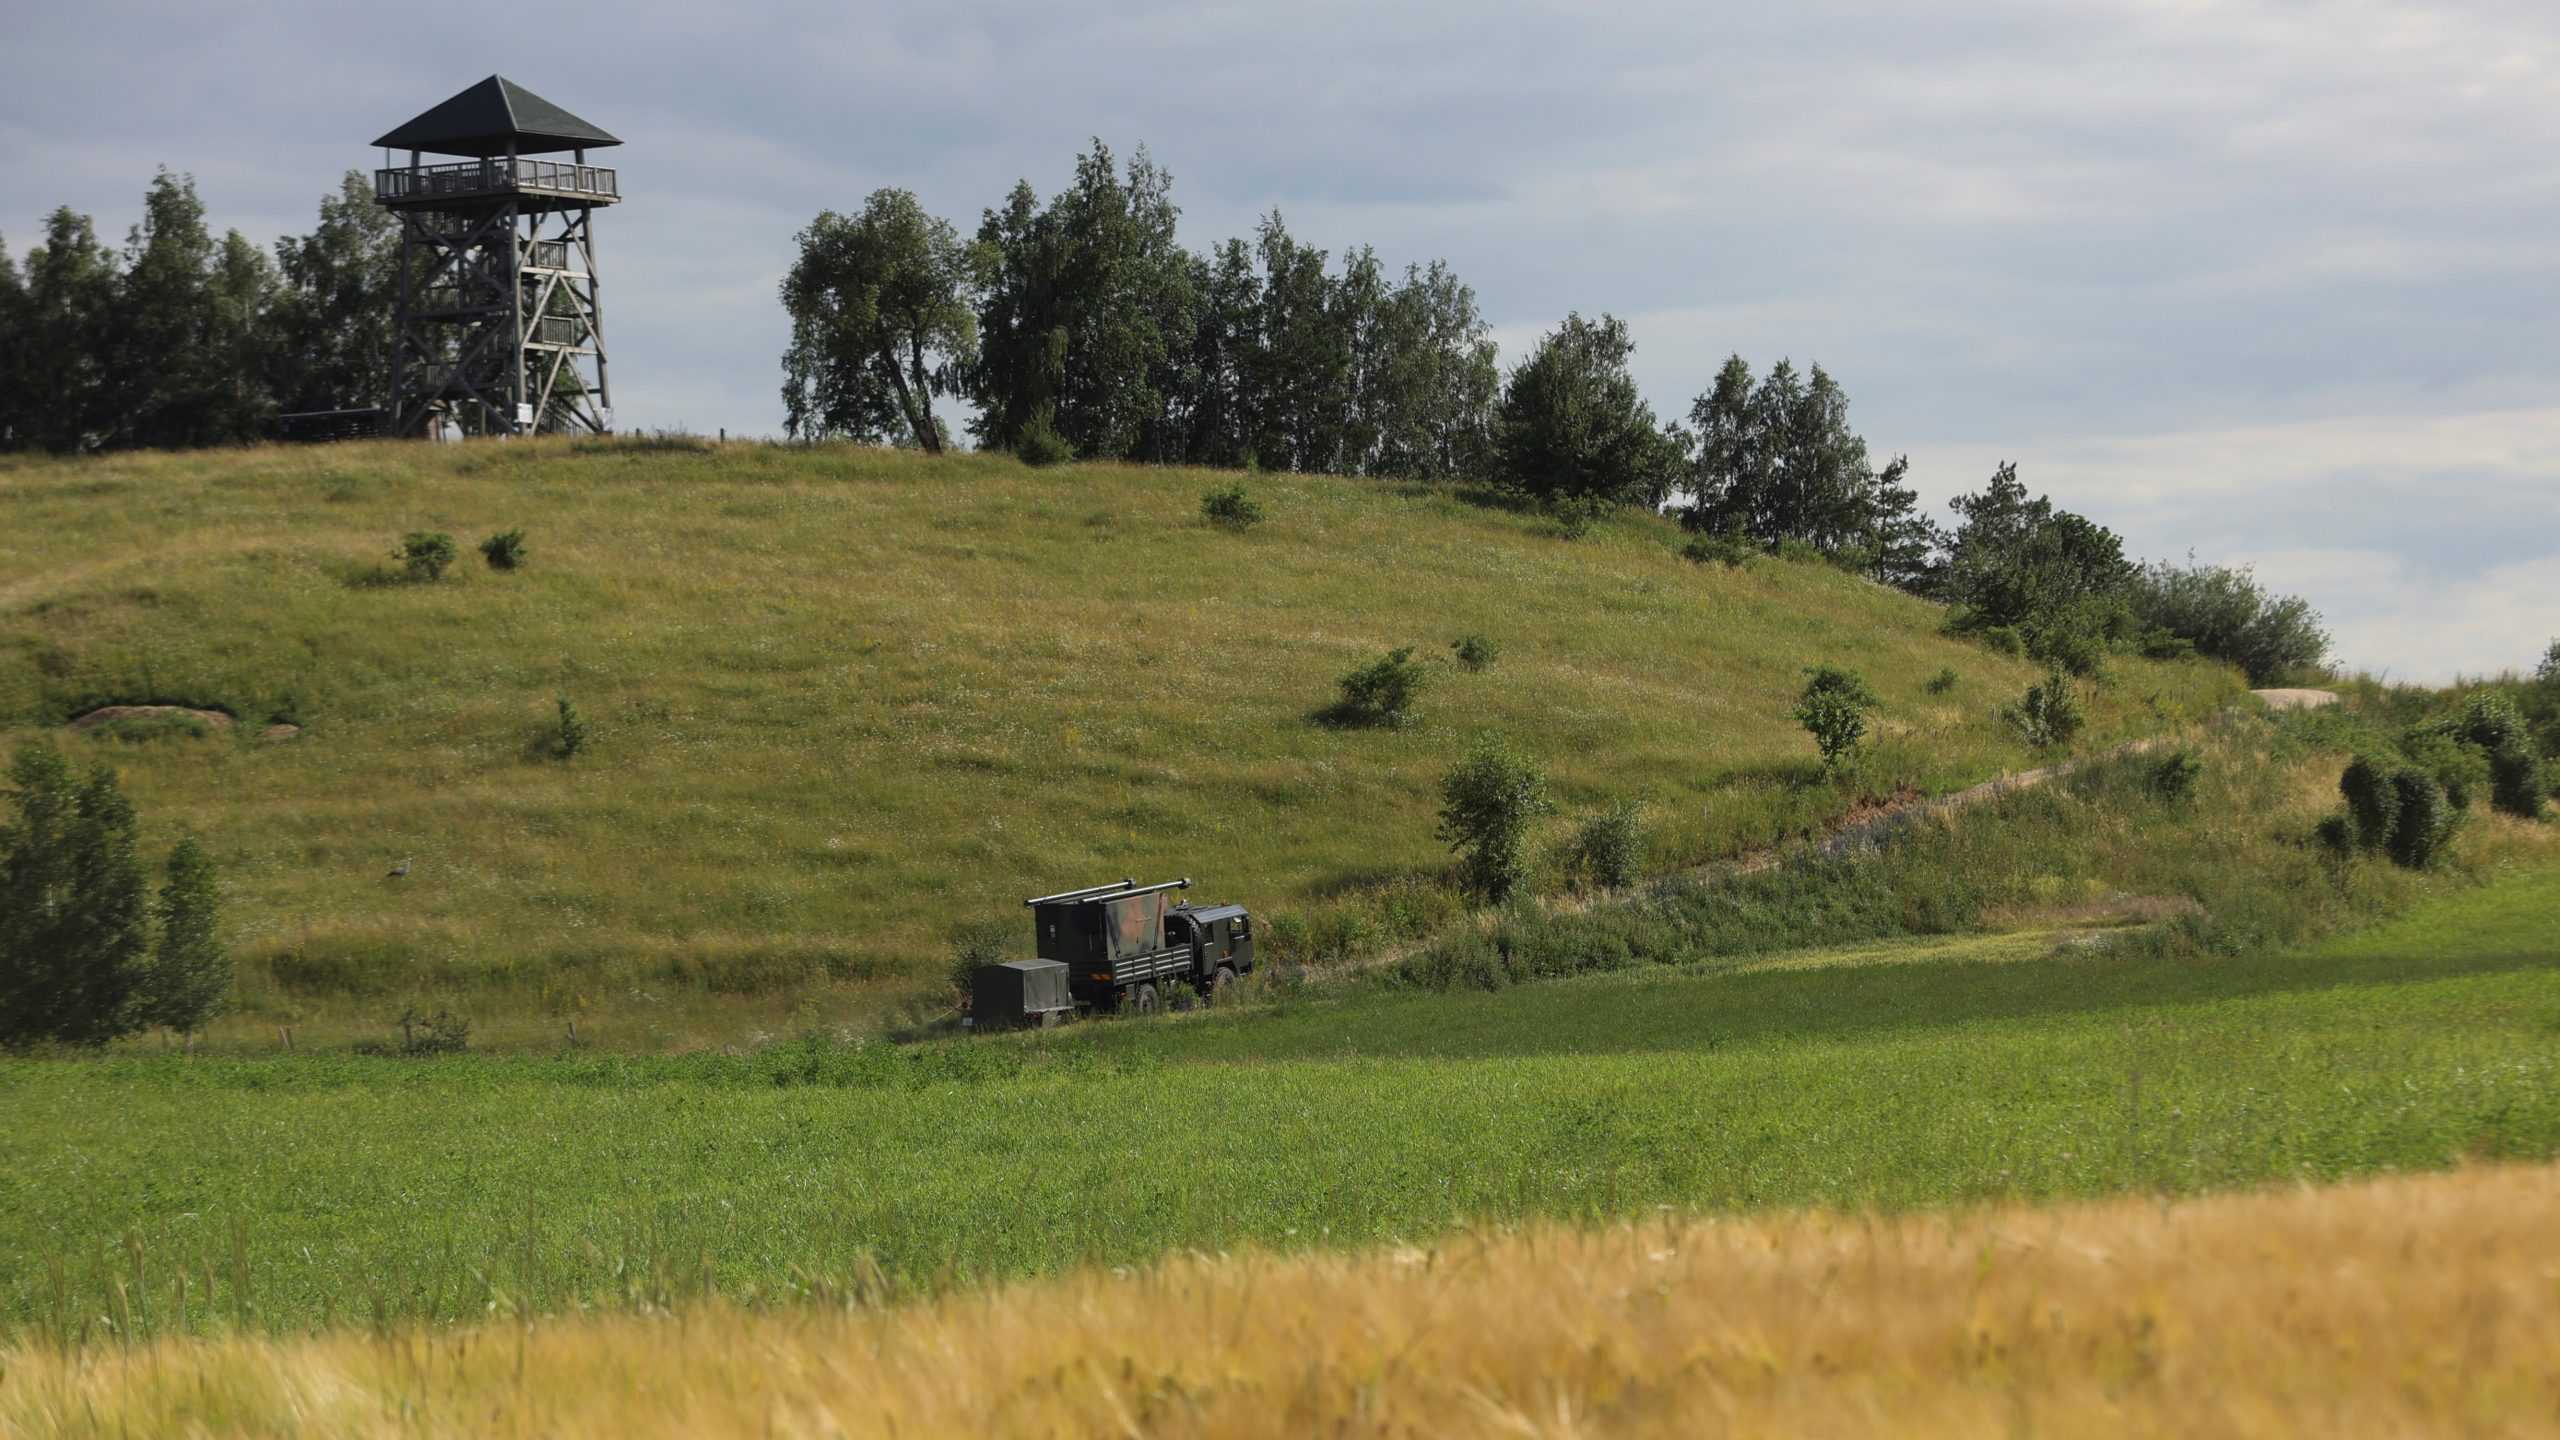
[0,437,2239,1047]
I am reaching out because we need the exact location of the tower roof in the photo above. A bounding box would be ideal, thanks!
[372,76,621,158]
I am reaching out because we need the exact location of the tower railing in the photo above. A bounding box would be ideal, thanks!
[375,158,619,204]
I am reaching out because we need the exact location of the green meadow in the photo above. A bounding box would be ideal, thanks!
[2,747,2550,1341]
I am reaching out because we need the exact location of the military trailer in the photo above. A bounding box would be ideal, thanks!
[968,959,1074,1030]
[1020,877,1256,1015]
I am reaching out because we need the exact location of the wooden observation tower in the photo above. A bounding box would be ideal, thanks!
[373,76,621,437]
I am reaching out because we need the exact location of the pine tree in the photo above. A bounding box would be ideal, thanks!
[1494,313,1684,510]
[142,837,228,1037]
[1863,455,1943,591]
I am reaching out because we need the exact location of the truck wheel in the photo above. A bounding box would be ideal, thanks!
[1130,983,1160,1016]
[1209,966,1238,1005]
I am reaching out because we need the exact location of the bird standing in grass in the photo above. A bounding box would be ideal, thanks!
[386,857,411,879]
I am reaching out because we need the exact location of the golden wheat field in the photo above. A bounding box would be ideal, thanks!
[8,1163,2556,1438]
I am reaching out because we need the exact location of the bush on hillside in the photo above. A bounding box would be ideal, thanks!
[2488,744,2547,820]
[2385,767,2453,868]
[1328,647,1428,729]
[554,696,589,760]
[1201,483,1263,530]
[1978,624,2025,658]
[2339,756,2400,851]
[479,529,529,570]
[2124,559,2330,684]
[2150,750,2203,803]
[2006,672,2085,749]
[1680,533,1755,568]
[1437,734,1555,903]
[392,1006,471,1056]
[397,531,458,582]
[1925,668,1959,696]
[1015,408,1074,468]
[947,918,1014,1004]
[1794,666,1879,772]
[1450,635,1499,672]
[1561,799,1646,892]
[2399,730,2486,812]
[1550,493,1611,540]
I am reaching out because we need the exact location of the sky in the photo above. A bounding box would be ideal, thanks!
[5,0,2553,681]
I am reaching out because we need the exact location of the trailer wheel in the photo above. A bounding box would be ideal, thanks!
[1130,982,1161,1016]
[1209,966,1238,1006]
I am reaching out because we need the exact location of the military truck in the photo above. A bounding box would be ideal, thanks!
[971,877,1255,1027]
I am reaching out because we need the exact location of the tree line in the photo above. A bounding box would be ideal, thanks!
[0,170,399,452]
[780,140,1499,479]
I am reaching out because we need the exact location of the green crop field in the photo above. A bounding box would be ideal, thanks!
[4,807,2551,1343]
[0,438,2239,1050]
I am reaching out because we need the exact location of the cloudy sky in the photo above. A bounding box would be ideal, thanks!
[7,0,2553,679]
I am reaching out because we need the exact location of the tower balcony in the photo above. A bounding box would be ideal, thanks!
[375,157,619,208]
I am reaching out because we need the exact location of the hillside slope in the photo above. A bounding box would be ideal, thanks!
[0,439,2239,1042]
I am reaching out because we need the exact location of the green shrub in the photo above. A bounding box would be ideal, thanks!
[1924,668,1959,696]
[554,696,589,760]
[2024,614,2109,677]
[2339,756,2400,850]
[2150,750,2203,803]
[1773,538,1824,566]
[2450,692,2529,755]
[2489,743,2547,819]
[2400,730,2487,811]
[1979,624,2025,658]
[2313,813,2356,856]
[1015,409,1074,468]
[392,1006,471,1056]
[1450,635,1499,673]
[2385,767,2452,868]
[1551,494,1609,540]
[947,918,1015,1004]
[1437,734,1555,903]
[1562,799,1646,891]
[1793,665,1879,771]
[478,528,529,570]
[1680,533,1754,568]
[1329,647,1428,729]
[396,531,458,582]
[1201,484,1263,530]
[2006,672,2085,749]
[2124,559,2330,684]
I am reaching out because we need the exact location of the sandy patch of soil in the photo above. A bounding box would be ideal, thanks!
[2252,688,2339,710]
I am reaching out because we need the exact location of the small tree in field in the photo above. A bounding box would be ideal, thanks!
[142,837,228,1037]
[1437,735,1555,903]
[1794,666,1879,771]
[0,745,150,1047]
